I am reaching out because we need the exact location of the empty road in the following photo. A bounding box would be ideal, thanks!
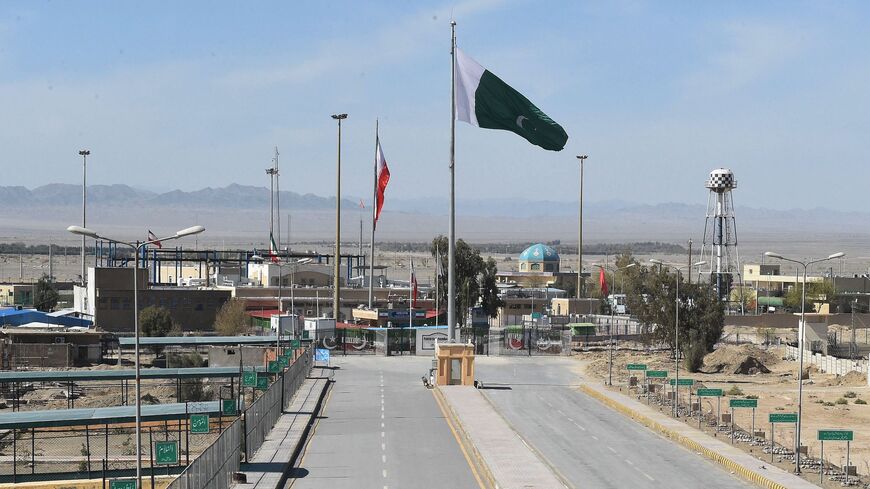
[289,355,480,489]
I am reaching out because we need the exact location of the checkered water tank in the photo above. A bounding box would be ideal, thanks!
[705,168,736,191]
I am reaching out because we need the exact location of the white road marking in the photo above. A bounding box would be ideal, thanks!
[607,446,617,454]
[382,454,386,463]
[381,431,385,438]
[381,422,385,428]
[625,459,634,466]
[381,443,386,450]
[572,422,586,431]
[556,409,565,416]
[382,469,387,478]
[591,435,599,441]
[642,472,655,481]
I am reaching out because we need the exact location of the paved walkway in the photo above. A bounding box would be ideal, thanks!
[234,372,329,489]
[581,382,818,489]
[438,385,567,489]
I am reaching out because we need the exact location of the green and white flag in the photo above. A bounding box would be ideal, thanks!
[455,48,568,151]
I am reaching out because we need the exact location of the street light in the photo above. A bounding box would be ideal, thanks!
[332,113,348,323]
[67,224,204,489]
[763,250,844,474]
[78,150,90,289]
[649,259,706,417]
[596,262,636,386]
[576,155,588,299]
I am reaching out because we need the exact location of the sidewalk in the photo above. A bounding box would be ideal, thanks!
[580,382,817,489]
[233,372,330,489]
[438,385,567,489]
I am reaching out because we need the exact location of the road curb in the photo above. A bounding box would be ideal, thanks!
[433,387,498,489]
[579,384,791,489]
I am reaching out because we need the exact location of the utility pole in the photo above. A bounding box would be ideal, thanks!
[576,155,588,299]
[687,239,693,285]
[78,150,90,286]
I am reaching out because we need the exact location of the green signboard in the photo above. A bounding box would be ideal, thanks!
[155,440,178,465]
[277,356,289,368]
[645,370,668,378]
[190,414,209,434]
[818,430,853,441]
[769,413,798,424]
[668,378,695,386]
[626,364,647,371]
[729,398,758,408]
[267,360,280,373]
[109,480,136,489]
[696,388,724,397]
[256,376,269,390]
[221,399,238,416]
[290,339,301,348]
[531,312,542,319]
[242,370,257,387]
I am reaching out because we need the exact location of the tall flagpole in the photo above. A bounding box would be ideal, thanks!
[368,120,378,308]
[409,255,413,329]
[448,20,457,341]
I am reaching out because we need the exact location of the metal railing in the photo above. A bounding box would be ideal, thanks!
[167,347,313,489]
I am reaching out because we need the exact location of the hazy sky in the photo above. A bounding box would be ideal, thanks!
[0,1,867,210]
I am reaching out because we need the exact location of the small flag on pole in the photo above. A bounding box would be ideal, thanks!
[147,230,162,249]
[410,259,418,308]
[268,233,279,263]
[599,268,609,297]
[359,199,366,209]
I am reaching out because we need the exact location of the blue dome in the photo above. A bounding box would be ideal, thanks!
[519,244,559,262]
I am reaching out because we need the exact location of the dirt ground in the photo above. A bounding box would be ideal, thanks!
[580,343,870,481]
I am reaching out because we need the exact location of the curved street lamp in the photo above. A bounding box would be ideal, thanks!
[649,259,706,417]
[763,250,844,473]
[67,224,204,488]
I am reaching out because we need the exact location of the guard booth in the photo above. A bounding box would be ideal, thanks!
[435,342,474,386]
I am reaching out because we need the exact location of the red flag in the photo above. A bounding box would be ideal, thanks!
[374,139,390,230]
[599,267,609,297]
[147,230,162,249]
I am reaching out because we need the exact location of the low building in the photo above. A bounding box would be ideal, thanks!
[743,264,823,294]
[0,327,114,368]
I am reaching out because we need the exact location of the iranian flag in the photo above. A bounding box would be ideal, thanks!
[455,48,568,151]
[374,139,390,230]
[268,233,279,263]
[599,267,609,297]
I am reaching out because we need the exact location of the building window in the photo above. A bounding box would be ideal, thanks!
[531,263,540,271]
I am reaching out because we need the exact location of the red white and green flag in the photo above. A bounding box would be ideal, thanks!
[455,47,568,151]
[268,233,279,263]
[374,139,390,230]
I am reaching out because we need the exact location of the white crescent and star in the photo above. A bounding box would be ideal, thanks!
[516,115,528,129]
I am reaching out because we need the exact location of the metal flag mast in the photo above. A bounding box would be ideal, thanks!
[448,20,457,341]
[368,120,379,308]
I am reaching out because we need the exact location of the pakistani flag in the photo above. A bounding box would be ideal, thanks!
[455,48,568,151]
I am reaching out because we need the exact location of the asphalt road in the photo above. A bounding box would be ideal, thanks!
[289,355,479,489]
[475,355,753,489]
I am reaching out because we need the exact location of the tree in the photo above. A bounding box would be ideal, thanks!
[784,280,836,312]
[214,298,250,335]
[630,265,724,373]
[139,306,174,338]
[430,236,502,326]
[33,274,58,312]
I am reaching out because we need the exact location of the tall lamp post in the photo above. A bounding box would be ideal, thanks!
[78,150,90,287]
[597,262,636,385]
[763,250,844,473]
[67,225,204,489]
[576,155,588,299]
[331,113,348,322]
[650,259,706,417]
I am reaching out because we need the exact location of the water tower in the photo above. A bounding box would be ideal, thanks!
[700,168,741,301]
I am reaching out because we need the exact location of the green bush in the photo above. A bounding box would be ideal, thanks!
[855,399,867,405]
[726,386,744,396]
[823,401,835,407]
[835,398,848,405]
[745,395,758,399]
[844,391,858,398]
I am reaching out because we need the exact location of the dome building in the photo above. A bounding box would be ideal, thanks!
[518,243,560,273]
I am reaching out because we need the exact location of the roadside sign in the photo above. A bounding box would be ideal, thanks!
[668,378,695,386]
[109,480,136,489]
[729,398,758,408]
[277,356,289,368]
[290,339,301,349]
[267,361,280,373]
[697,388,724,397]
[626,364,647,371]
[221,399,238,416]
[190,414,209,434]
[531,312,542,319]
[315,348,330,363]
[256,376,269,390]
[155,440,178,465]
[769,413,798,423]
[645,370,668,378]
[242,371,257,387]
[818,430,853,441]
